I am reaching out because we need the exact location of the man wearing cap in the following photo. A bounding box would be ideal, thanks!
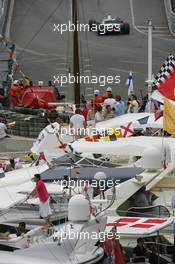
[8,80,20,106]
[91,90,103,107]
[102,87,113,101]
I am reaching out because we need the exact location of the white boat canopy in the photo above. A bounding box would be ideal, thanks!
[71,136,175,157]
[95,112,163,130]
[106,216,174,235]
[0,190,26,210]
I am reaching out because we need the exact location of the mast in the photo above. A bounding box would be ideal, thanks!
[72,0,80,107]
[147,19,153,113]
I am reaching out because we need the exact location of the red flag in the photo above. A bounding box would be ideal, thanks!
[103,239,126,264]
[114,240,126,264]
[158,71,175,101]
[153,54,175,101]
[83,183,88,193]
[154,110,163,121]
[58,143,67,149]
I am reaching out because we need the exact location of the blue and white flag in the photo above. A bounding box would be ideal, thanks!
[126,72,134,96]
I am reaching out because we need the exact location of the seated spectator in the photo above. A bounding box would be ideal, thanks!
[16,222,26,237]
[103,105,115,120]
[132,238,147,262]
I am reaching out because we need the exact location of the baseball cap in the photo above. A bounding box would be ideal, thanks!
[13,80,19,85]
[94,89,100,95]
[106,87,112,92]
[38,81,44,86]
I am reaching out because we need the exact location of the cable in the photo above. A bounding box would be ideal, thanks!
[17,0,64,62]
[0,0,36,86]
[13,0,36,29]
[0,0,36,60]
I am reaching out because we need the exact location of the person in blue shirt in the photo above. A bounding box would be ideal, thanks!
[114,95,125,116]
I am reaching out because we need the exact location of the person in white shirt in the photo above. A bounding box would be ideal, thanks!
[0,122,7,139]
[70,109,86,139]
[95,105,104,123]
[103,94,116,109]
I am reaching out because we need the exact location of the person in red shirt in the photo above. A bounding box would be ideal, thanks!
[27,174,52,227]
[91,90,103,107]
[82,107,89,121]
[8,80,20,106]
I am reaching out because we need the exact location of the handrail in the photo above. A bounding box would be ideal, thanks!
[127,240,173,248]
[164,0,175,36]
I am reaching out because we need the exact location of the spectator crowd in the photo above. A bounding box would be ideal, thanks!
[79,87,161,124]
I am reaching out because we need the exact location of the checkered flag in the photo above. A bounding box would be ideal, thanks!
[153,54,175,88]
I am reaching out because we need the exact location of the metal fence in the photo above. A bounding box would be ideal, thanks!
[164,0,175,36]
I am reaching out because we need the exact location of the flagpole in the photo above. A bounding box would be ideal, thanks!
[147,19,153,113]
[72,0,80,107]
